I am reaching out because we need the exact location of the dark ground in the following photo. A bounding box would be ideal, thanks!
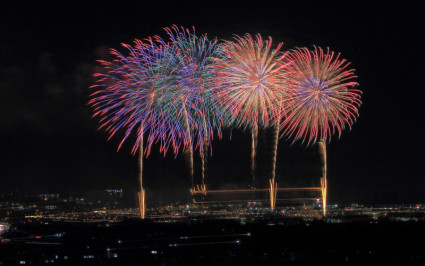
[2,217,425,265]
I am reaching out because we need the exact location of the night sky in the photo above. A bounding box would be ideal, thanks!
[1,1,424,205]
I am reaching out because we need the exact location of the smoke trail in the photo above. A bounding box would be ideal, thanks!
[183,105,194,187]
[318,140,327,180]
[271,118,280,182]
[251,124,258,188]
[201,141,208,185]
[139,132,144,189]
[186,144,194,187]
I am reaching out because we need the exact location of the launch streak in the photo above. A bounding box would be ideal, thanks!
[190,187,321,195]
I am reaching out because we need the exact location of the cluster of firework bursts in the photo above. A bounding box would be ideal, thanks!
[89,25,362,217]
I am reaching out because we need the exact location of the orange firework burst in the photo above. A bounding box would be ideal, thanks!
[282,47,362,145]
[213,34,293,130]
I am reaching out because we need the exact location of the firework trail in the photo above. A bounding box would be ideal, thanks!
[201,142,208,185]
[201,116,209,185]
[138,132,146,219]
[251,125,258,187]
[270,97,291,183]
[318,140,327,216]
[182,102,194,186]
[318,139,327,180]
[213,34,292,187]
[271,116,280,182]
[282,46,361,216]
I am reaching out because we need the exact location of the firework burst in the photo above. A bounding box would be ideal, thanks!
[89,26,224,158]
[89,37,174,156]
[282,46,362,145]
[213,34,292,129]
[154,25,226,156]
[152,25,226,185]
[89,36,179,218]
[213,34,292,187]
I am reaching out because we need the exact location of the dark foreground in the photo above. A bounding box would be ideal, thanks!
[1,217,425,265]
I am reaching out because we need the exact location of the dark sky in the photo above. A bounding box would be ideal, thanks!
[1,1,424,205]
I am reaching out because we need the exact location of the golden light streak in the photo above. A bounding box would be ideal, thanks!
[138,188,146,220]
[251,124,258,188]
[190,184,207,195]
[319,140,327,216]
[190,187,321,195]
[193,198,318,204]
[136,92,155,220]
[138,131,145,219]
[269,178,277,211]
[320,177,327,217]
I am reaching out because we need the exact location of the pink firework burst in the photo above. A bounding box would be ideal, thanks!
[282,46,362,145]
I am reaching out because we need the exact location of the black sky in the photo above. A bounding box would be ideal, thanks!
[1,1,424,205]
